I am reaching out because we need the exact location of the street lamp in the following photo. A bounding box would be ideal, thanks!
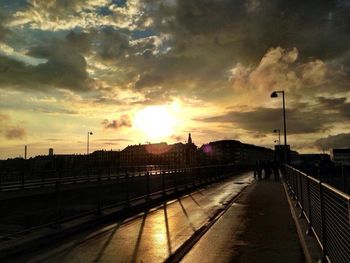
[271,91,288,163]
[273,129,281,145]
[87,132,93,155]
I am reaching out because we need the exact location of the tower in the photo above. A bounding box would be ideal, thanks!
[188,133,192,144]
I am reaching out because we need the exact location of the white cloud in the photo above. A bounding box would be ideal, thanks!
[0,43,47,65]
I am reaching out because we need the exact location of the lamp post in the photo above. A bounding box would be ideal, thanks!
[271,91,288,163]
[273,129,281,145]
[87,132,93,155]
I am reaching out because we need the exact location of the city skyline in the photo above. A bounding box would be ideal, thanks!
[1,1,350,159]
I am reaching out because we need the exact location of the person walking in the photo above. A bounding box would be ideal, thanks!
[264,161,272,180]
[273,161,279,181]
[256,161,262,180]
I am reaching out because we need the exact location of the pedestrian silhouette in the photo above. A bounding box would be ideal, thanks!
[273,161,279,181]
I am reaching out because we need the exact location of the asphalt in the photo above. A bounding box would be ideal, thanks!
[182,179,305,263]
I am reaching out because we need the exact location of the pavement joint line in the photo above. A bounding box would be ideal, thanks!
[282,180,314,263]
[164,178,252,263]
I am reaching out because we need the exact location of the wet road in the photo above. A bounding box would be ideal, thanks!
[12,171,253,263]
[181,180,304,263]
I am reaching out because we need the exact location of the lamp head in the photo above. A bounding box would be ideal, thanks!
[89,132,93,135]
[270,91,278,98]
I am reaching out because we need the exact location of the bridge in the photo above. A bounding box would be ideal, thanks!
[0,164,349,262]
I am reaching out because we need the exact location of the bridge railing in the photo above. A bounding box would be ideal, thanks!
[0,164,248,241]
[283,164,350,263]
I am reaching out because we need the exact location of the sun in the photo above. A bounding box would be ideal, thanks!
[134,105,177,140]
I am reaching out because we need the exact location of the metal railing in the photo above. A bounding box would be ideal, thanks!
[0,164,247,241]
[293,164,350,194]
[283,164,350,263]
[0,165,205,192]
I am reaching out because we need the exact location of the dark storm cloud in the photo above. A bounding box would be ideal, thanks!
[115,0,350,102]
[0,42,94,91]
[1,0,350,108]
[199,107,335,135]
[65,31,91,53]
[162,0,350,62]
[102,114,132,130]
[97,27,130,60]
[0,11,9,40]
[317,96,350,119]
[314,133,350,150]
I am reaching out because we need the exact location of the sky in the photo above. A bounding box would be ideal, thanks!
[0,0,349,159]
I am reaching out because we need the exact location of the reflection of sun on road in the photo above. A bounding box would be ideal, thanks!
[134,105,177,140]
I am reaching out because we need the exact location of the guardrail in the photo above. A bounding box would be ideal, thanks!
[293,164,350,194]
[0,164,246,241]
[0,166,178,192]
[0,165,177,191]
[282,164,350,263]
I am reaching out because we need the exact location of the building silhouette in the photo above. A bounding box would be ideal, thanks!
[120,134,197,166]
[199,140,274,165]
[331,148,350,165]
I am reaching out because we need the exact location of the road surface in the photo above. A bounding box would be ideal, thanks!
[181,180,304,263]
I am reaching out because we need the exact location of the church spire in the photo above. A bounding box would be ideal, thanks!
[188,133,192,144]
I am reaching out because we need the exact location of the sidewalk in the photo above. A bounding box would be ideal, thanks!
[182,179,305,263]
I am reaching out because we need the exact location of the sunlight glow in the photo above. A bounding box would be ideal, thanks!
[134,106,177,140]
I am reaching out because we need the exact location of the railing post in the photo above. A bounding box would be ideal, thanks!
[55,180,61,229]
[146,172,150,201]
[21,169,25,188]
[125,171,130,207]
[319,182,327,262]
[174,168,178,191]
[192,167,196,187]
[58,168,62,182]
[73,168,77,183]
[306,176,313,236]
[162,171,165,196]
[295,170,299,205]
[86,165,90,182]
[198,167,202,184]
[298,173,305,218]
[341,165,346,193]
[289,168,295,199]
[96,169,102,215]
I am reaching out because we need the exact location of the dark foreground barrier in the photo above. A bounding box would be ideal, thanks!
[0,164,247,241]
[283,164,350,263]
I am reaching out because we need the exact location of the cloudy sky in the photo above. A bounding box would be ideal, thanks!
[0,0,349,158]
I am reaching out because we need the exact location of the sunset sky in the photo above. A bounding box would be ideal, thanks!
[0,0,349,159]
